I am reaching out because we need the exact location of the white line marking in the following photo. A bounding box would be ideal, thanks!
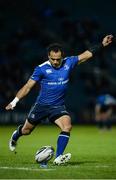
[95,165,109,168]
[62,165,110,168]
[0,165,110,171]
[0,166,55,171]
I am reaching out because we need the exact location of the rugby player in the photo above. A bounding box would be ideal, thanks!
[95,94,116,130]
[6,35,113,165]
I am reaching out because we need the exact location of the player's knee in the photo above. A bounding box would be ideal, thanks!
[68,124,72,131]
[22,128,32,135]
[64,124,72,132]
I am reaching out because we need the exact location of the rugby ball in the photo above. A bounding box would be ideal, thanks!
[35,146,54,163]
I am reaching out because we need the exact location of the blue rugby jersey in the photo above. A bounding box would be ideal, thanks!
[30,56,79,105]
[96,94,116,106]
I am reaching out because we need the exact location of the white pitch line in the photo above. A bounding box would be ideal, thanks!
[0,165,110,171]
[0,166,55,171]
[72,165,110,168]
[95,165,109,168]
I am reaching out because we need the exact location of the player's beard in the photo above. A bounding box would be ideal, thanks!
[53,59,63,68]
[53,64,60,68]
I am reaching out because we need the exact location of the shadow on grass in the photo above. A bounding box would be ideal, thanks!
[50,160,99,167]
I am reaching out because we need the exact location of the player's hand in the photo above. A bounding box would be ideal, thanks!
[102,34,113,47]
[5,97,19,110]
[5,103,15,110]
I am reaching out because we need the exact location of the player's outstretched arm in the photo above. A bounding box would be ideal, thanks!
[78,34,113,64]
[5,79,36,110]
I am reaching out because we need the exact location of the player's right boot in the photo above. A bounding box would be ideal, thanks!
[53,153,71,165]
[9,130,17,152]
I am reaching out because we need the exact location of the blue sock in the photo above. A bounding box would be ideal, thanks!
[56,131,70,157]
[12,125,23,141]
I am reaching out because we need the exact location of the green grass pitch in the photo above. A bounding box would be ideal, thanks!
[0,125,116,179]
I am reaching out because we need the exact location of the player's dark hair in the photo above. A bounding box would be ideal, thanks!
[47,43,65,57]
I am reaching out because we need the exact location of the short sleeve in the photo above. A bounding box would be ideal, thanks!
[68,56,79,69]
[96,95,105,105]
[30,66,43,82]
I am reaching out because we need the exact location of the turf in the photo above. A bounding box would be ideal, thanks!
[0,125,116,179]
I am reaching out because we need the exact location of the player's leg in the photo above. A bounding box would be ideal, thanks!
[103,109,112,130]
[49,105,72,157]
[53,115,72,164]
[55,115,72,157]
[9,119,35,151]
[49,105,72,165]
[53,115,72,165]
[96,119,104,129]
[9,103,40,152]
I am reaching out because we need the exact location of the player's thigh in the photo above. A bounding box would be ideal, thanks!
[106,109,112,117]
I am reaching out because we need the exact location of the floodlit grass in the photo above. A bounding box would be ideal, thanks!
[0,125,116,179]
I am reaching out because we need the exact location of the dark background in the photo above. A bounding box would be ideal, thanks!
[0,0,116,124]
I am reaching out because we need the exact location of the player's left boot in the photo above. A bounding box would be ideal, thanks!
[53,153,71,165]
[9,130,17,152]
